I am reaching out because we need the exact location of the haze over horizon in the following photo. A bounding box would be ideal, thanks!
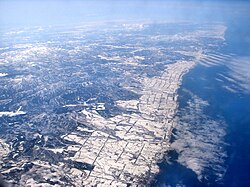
[1,0,250,28]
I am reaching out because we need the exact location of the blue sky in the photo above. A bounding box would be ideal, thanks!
[0,0,250,28]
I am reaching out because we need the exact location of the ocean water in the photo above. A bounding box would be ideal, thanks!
[155,6,250,187]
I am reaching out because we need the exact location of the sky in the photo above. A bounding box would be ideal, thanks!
[1,0,250,28]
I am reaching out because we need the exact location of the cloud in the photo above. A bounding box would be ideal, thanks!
[226,56,250,93]
[171,93,227,183]
[199,53,250,94]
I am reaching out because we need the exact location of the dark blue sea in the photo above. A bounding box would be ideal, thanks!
[155,6,250,187]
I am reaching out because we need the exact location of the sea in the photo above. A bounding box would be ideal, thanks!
[155,3,250,187]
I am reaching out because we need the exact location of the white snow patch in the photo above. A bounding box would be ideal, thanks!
[0,73,8,77]
[0,110,26,117]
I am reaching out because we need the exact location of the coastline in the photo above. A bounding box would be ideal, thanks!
[0,22,227,186]
[56,60,198,186]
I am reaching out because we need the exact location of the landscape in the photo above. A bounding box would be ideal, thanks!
[0,1,250,187]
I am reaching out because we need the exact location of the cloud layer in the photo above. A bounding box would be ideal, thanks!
[172,92,227,183]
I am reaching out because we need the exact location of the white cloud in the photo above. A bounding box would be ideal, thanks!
[171,94,227,182]
[226,56,250,93]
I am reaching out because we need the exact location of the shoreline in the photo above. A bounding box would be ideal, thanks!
[0,22,226,186]
[56,60,197,186]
